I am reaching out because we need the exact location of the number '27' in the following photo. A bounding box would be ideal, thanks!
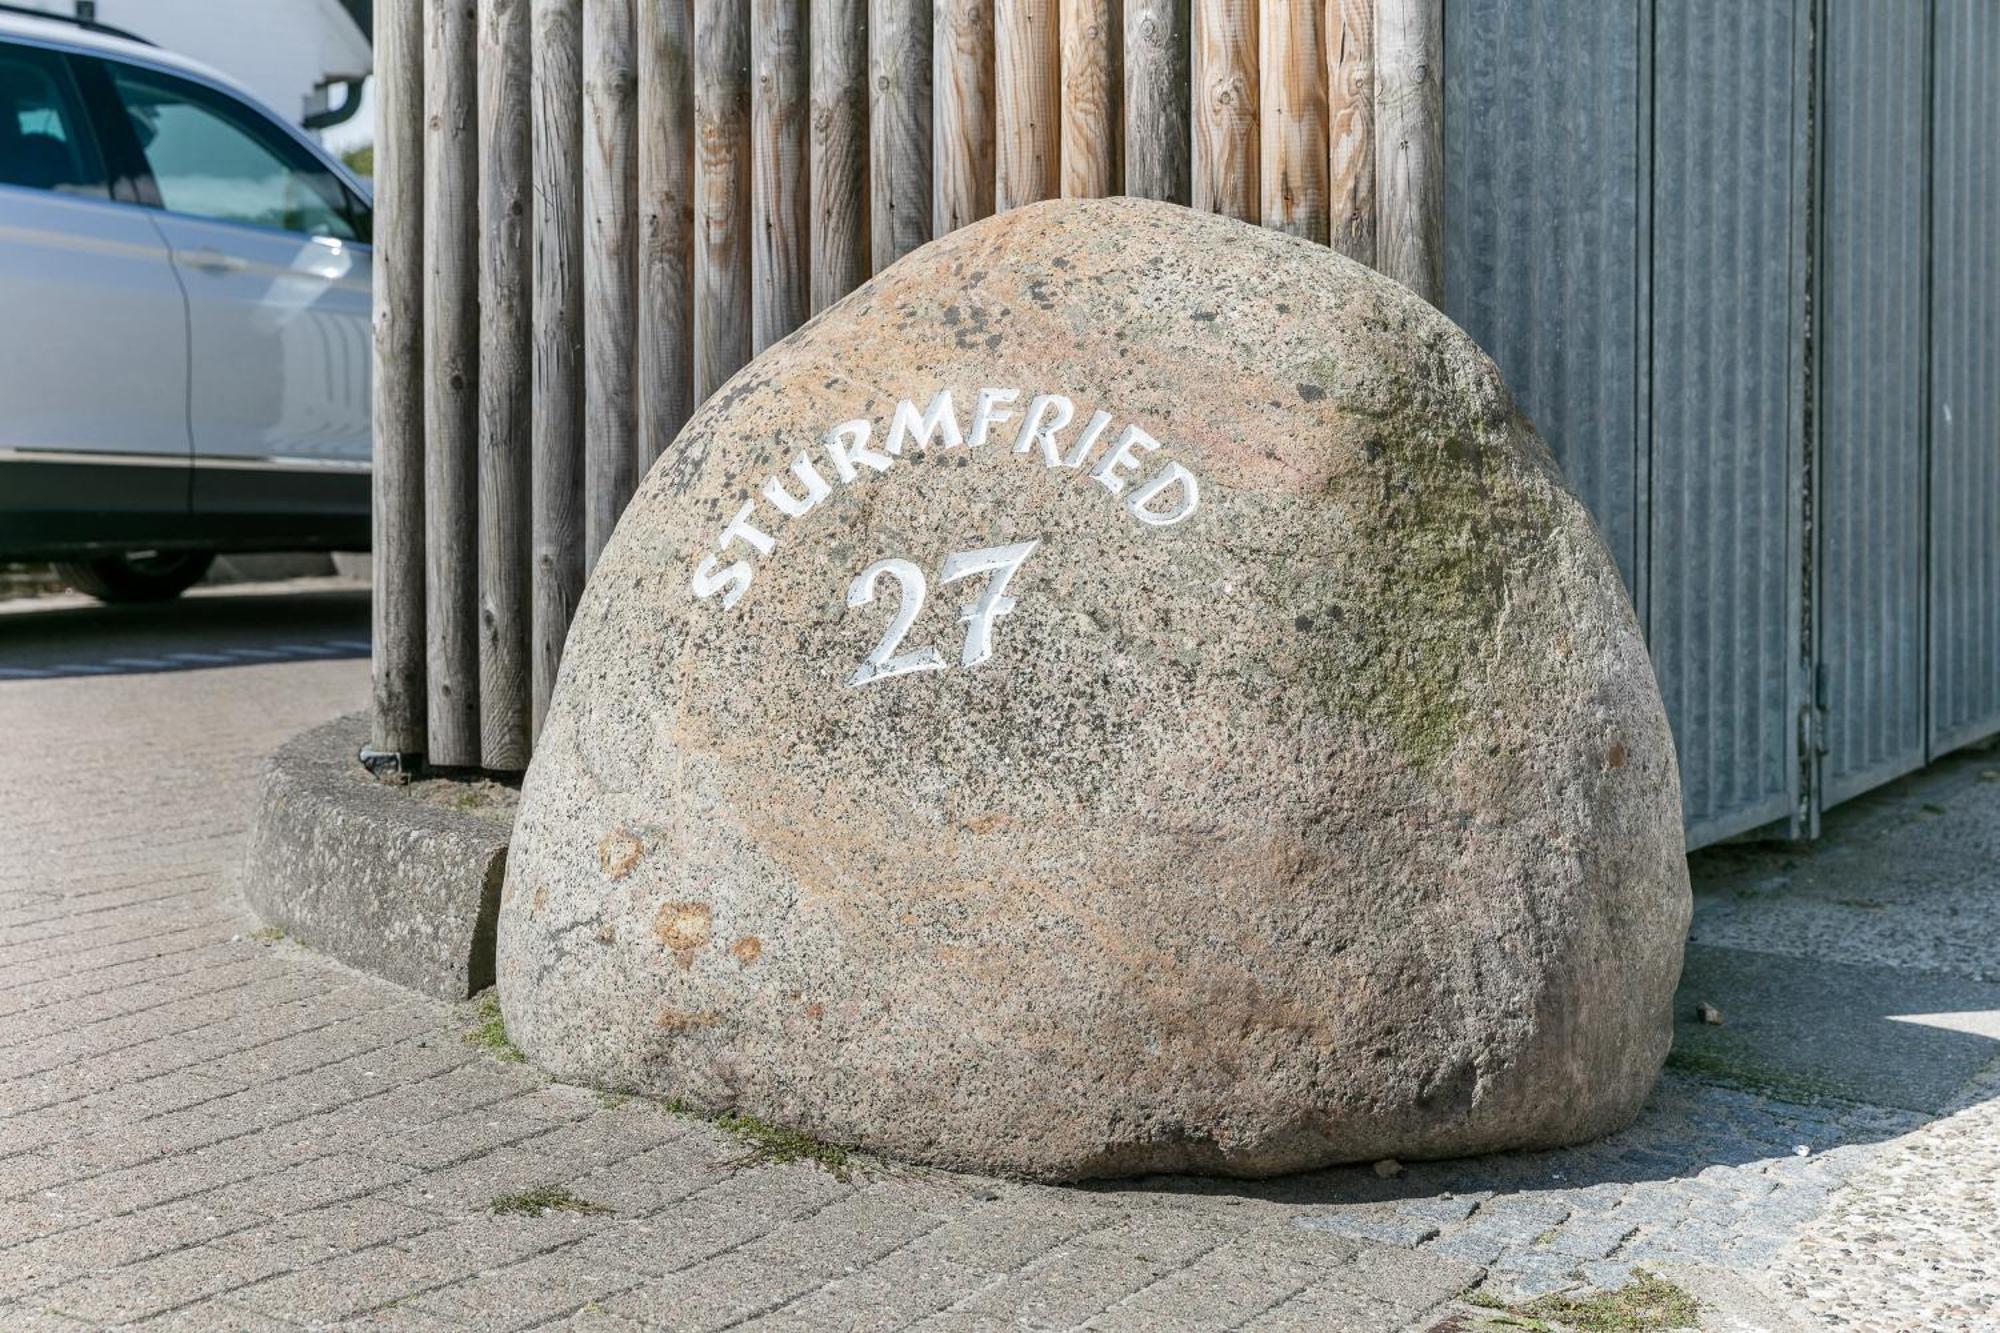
[845,540,1038,687]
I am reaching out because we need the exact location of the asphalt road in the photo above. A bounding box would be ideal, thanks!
[0,577,370,681]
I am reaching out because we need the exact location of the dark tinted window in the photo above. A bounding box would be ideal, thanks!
[0,43,107,197]
[106,62,359,239]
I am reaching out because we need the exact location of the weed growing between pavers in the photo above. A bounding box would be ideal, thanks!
[712,1111,854,1178]
[488,1184,611,1217]
[250,925,286,943]
[465,994,525,1062]
[1464,1271,1700,1332]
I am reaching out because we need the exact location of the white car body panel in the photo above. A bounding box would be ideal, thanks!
[0,182,190,463]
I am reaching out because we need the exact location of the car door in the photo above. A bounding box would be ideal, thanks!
[94,57,371,522]
[0,38,189,544]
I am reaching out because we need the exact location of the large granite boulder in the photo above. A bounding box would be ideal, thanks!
[497,197,1690,1181]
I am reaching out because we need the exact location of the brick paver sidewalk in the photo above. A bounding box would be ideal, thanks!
[0,649,1474,1330]
[4,591,1997,1330]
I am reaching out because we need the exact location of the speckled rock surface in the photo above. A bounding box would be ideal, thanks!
[496,197,1691,1181]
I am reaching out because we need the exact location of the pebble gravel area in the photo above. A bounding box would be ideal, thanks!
[2,583,1998,1331]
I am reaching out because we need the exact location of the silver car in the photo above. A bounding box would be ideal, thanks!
[0,9,370,601]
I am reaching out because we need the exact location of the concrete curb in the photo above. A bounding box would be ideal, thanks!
[244,712,510,1000]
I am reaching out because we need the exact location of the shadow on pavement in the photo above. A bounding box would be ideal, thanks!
[0,580,370,679]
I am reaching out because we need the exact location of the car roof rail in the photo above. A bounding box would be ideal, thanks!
[0,2,154,47]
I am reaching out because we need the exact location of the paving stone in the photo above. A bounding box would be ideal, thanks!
[406,1245,641,1331]
[1292,1209,1439,1247]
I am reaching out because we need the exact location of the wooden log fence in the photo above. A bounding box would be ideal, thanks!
[369,0,1443,774]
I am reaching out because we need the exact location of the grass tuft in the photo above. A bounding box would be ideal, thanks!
[1465,1272,1700,1332]
[464,994,525,1063]
[711,1111,853,1178]
[488,1184,610,1217]
[250,926,286,944]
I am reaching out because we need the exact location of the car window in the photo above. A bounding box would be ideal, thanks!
[105,62,357,240]
[0,43,107,198]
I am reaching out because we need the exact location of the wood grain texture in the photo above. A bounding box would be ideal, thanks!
[695,0,753,398]
[933,0,994,234]
[637,0,694,463]
[1192,0,1257,220]
[810,0,868,308]
[531,0,585,739]
[1374,0,1441,303]
[869,0,932,268]
[370,0,426,759]
[996,0,1061,208]
[1325,0,1374,264]
[423,0,481,767]
[752,0,809,350]
[1259,0,1327,240]
[476,0,533,771]
[583,0,638,570]
[1121,0,1189,202]
[1060,0,1119,196]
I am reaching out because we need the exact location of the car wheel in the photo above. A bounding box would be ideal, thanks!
[52,551,215,604]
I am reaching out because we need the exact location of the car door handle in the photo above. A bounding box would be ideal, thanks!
[184,248,246,274]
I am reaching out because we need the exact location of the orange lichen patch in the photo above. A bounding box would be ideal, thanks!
[964,812,1008,834]
[804,1002,825,1022]
[652,900,712,968]
[730,936,763,965]
[597,828,644,880]
[655,1007,720,1033]
[1605,741,1628,771]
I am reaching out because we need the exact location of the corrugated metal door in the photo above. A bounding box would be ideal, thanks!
[1442,0,1644,592]
[1928,0,2000,756]
[1816,0,1932,808]
[1648,0,1810,846]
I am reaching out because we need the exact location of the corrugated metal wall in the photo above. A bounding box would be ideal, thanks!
[1446,0,2000,845]
[1929,0,2000,756]
[1442,0,1643,591]
[1816,0,1932,808]
[1647,0,1808,846]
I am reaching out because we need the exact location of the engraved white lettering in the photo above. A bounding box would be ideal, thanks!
[968,387,1020,448]
[1125,461,1200,527]
[760,451,833,517]
[692,553,753,608]
[885,391,964,455]
[824,418,894,482]
[1088,424,1161,496]
[1011,395,1075,468]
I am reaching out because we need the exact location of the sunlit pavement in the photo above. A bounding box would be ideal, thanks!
[0,580,1995,1330]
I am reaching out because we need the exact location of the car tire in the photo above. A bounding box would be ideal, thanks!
[53,551,215,604]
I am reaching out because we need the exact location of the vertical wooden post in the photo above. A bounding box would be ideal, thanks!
[370,0,426,765]
[1121,0,1189,202]
[869,0,932,269]
[934,0,995,235]
[996,1,1061,209]
[810,0,869,309]
[423,0,480,768]
[1374,0,1441,304]
[1060,0,1119,197]
[1192,0,1258,220]
[583,0,638,570]
[477,0,533,771]
[638,0,695,462]
[695,0,753,399]
[531,0,585,738]
[1325,0,1375,266]
[1260,0,1327,241]
[752,0,810,350]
